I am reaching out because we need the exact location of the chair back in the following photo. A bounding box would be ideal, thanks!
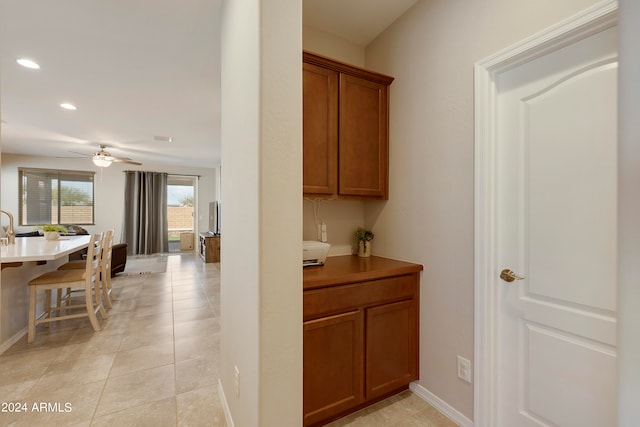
[85,233,104,286]
[101,229,114,276]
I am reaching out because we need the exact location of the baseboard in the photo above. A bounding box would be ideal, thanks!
[410,382,474,427]
[0,327,27,355]
[218,379,234,427]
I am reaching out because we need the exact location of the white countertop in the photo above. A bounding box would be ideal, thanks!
[0,235,91,263]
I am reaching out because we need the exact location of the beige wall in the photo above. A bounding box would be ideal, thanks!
[219,0,302,425]
[618,0,640,424]
[303,26,365,67]
[219,0,261,423]
[364,0,601,419]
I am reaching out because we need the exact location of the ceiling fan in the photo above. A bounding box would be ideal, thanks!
[71,144,142,167]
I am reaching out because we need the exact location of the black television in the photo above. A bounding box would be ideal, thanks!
[209,201,221,235]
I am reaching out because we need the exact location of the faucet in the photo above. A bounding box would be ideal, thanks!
[1,209,16,245]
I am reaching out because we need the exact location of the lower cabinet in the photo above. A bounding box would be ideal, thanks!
[366,300,417,399]
[303,273,419,426]
[303,311,364,426]
[198,233,220,263]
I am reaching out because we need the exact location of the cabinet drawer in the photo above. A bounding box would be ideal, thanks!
[303,274,418,321]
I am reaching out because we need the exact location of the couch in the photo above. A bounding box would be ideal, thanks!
[111,243,128,276]
[67,239,128,277]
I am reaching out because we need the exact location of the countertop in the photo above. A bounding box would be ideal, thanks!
[303,255,423,290]
[0,235,91,263]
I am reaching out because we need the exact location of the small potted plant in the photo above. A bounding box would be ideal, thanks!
[355,227,374,257]
[40,224,68,241]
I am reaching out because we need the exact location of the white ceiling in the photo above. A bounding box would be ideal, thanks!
[0,1,416,169]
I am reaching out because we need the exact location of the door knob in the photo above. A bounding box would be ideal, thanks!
[500,269,525,283]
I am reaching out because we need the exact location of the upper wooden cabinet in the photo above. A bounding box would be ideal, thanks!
[303,61,338,196]
[303,52,394,200]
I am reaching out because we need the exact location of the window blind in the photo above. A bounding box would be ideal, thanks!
[19,168,95,226]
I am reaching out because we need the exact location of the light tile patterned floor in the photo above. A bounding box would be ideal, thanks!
[0,254,223,427]
[0,253,457,426]
[324,391,458,427]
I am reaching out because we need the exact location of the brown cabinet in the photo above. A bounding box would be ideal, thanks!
[303,52,393,200]
[365,299,418,399]
[303,311,364,426]
[303,256,422,426]
[303,61,338,196]
[199,232,220,263]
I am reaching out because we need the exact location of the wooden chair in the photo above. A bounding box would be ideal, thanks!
[100,229,115,309]
[27,233,105,343]
[58,229,114,309]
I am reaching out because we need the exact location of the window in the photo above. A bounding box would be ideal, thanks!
[19,168,95,226]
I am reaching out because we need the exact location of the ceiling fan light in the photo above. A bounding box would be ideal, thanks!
[17,58,40,69]
[92,156,112,167]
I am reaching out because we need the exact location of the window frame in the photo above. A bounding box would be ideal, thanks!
[18,167,96,226]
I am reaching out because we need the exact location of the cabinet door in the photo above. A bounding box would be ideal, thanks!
[210,236,220,262]
[303,62,338,196]
[304,310,364,426]
[339,74,389,199]
[365,299,418,399]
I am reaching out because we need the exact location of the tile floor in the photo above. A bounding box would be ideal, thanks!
[324,391,458,427]
[0,253,457,426]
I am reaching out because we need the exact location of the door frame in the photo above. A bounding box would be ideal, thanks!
[473,1,618,425]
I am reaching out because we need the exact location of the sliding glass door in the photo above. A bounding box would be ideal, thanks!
[167,175,196,252]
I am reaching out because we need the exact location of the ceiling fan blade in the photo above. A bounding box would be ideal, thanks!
[68,150,92,157]
[112,158,142,165]
[61,145,141,165]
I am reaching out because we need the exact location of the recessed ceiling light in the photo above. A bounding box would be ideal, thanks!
[17,58,40,69]
[154,135,173,142]
[60,103,77,110]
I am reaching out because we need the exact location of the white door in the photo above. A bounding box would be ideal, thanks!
[495,25,617,426]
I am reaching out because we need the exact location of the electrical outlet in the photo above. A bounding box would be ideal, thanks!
[234,365,240,397]
[457,355,472,383]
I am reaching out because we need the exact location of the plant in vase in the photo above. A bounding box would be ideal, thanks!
[39,224,68,240]
[355,227,374,257]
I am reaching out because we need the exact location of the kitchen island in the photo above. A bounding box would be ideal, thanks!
[0,235,91,351]
[303,255,423,426]
[1,234,91,266]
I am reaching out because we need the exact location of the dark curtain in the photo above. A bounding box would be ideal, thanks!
[122,171,168,255]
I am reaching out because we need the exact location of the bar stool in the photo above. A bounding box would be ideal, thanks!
[58,229,114,309]
[27,233,105,343]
